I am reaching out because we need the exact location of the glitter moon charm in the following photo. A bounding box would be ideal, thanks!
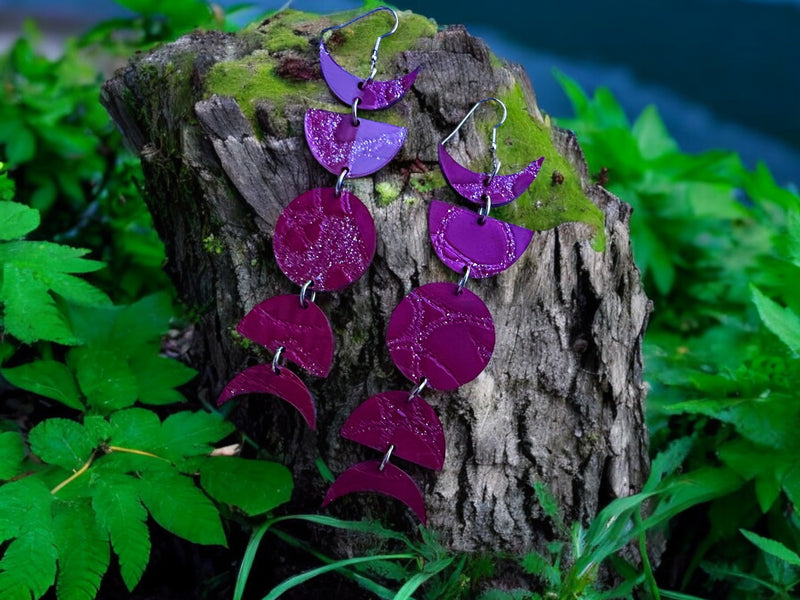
[322,460,426,524]
[273,187,376,291]
[341,391,445,470]
[305,108,407,177]
[386,282,495,391]
[438,143,544,206]
[319,40,420,110]
[428,200,533,278]
[216,364,317,430]
[236,295,334,377]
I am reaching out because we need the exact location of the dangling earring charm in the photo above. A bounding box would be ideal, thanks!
[217,7,419,432]
[324,97,544,524]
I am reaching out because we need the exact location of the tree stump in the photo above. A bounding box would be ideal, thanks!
[101,8,651,557]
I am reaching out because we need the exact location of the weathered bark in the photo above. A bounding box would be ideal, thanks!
[102,10,651,558]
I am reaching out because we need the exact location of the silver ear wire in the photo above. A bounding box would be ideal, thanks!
[441,97,508,183]
[321,7,400,83]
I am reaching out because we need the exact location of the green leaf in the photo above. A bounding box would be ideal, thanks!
[52,499,110,600]
[108,408,162,449]
[740,529,800,566]
[751,285,800,354]
[754,473,781,513]
[553,69,590,117]
[0,201,40,240]
[0,431,25,480]
[72,348,139,413]
[107,293,175,353]
[4,124,36,164]
[199,457,293,516]
[29,418,93,471]
[137,470,226,546]
[0,478,57,599]
[92,476,150,591]
[1,360,83,410]
[83,416,112,446]
[132,354,195,405]
[155,410,234,462]
[632,105,678,161]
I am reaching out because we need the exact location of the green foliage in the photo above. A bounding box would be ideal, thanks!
[555,71,800,598]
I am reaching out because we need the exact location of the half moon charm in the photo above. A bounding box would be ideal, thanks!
[429,200,533,278]
[305,109,407,177]
[236,294,335,377]
[341,391,445,470]
[438,143,544,206]
[319,40,420,110]
[216,364,317,430]
[322,460,426,524]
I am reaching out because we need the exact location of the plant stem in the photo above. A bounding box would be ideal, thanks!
[106,445,171,462]
[635,510,660,600]
[51,451,96,495]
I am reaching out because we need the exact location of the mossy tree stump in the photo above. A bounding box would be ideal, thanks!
[102,8,651,559]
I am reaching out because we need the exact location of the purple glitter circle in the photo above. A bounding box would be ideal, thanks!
[386,282,495,391]
[273,187,376,291]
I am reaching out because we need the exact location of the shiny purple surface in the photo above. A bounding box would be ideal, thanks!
[386,282,495,391]
[319,40,420,110]
[305,108,407,177]
[341,391,445,470]
[274,187,376,291]
[322,460,426,524]
[428,200,533,278]
[438,143,544,206]
[216,364,316,430]
[236,295,334,377]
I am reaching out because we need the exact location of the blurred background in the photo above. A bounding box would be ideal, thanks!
[1,0,798,185]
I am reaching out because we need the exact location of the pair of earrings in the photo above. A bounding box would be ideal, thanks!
[218,7,545,525]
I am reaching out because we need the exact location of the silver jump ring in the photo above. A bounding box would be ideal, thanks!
[351,98,361,126]
[335,167,349,197]
[272,346,286,374]
[408,377,428,401]
[456,264,471,295]
[478,194,491,224]
[299,280,316,308]
[379,444,395,471]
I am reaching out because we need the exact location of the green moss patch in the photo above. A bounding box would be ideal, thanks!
[489,84,605,249]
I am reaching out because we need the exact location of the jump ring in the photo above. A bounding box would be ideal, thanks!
[335,167,349,197]
[456,264,471,295]
[299,280,316,308]
[478,194,491,224]
[351,97,361,126]
[379,444,395,471]
[272,346,286,374]
[407,377,428,401]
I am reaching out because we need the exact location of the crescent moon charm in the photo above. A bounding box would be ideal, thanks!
[341,391,445,470]
[438,143,544,206]
[322,460,426,524]
[236,295,335,377]
[305,109,407,177]
[428,200,533,278]
[216,364,317,430]
[319,40,420,110]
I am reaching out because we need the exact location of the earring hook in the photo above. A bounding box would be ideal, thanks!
[441,97,508,182]
[321,7,400,84]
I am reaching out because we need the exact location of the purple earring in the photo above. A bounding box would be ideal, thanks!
[217,7,419,428]
[323,98,545,523]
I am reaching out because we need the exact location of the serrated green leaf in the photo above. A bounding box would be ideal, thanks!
[132,354,195,405]
[52,499,110,600]
[107,293,174,350]
[83,416,112,446]
[632,105,678,161]
[108,408,162,449]
[138,471,226,546]
[29,418,93,471]
[155,411,234,462]
[1,360,83,410]
[1,264,79,344]
[751,285,800,354]
[199,457,292,516]
[92,476,150,591]
[0,201,40,240]
[0,431,25,480]
[72,347,138,413]
[0,478,56,599]
[740,529,800,566]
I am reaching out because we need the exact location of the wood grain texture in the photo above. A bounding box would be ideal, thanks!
[102,12,651,556]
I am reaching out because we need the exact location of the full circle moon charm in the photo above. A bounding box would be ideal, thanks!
[386,282,495,391]
[273,187,376,291]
